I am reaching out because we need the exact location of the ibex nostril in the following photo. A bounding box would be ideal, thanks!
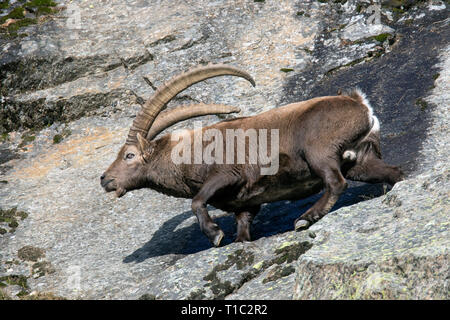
[100,174,105,180]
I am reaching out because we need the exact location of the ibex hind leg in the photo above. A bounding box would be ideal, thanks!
[344,157,404,186]
[295,159,348,231]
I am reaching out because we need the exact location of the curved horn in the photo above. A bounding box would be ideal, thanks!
[147,104,240,140]
[126,64,255,144]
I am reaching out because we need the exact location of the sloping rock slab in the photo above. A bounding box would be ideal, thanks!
[293,169,449,299]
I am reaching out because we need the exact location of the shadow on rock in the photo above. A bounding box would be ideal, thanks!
[123,182,386,263]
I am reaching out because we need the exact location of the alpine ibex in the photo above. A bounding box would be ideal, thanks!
[101,64,403,247]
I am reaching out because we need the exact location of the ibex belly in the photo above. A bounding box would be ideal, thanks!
[237,177,323,208]
[210,164,324,212]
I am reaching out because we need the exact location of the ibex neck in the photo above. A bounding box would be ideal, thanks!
[145,136,193,198]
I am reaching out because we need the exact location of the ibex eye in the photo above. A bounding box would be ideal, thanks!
[125,153,135,159]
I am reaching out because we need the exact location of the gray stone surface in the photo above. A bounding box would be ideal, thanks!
[293,43,450,299]
[0,0,448,299]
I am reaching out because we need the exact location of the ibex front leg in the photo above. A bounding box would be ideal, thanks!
[235,205,260,242]
[192,173,240,247]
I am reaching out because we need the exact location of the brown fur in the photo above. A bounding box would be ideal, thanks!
[101,94,403,246]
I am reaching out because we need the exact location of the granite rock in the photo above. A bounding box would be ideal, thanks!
[0,0,448,299]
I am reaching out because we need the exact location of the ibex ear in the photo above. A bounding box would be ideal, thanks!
[136,133,151,160]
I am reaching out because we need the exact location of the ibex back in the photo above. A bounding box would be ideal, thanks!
[101,64,403,247]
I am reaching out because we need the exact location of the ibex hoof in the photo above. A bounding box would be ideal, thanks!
[294,219,310,231]
[212,230,225,247]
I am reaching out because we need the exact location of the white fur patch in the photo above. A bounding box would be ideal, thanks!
[353,87,374,118]
[343,150,357,161]
[371,115,380,133]
[353,88,380,132]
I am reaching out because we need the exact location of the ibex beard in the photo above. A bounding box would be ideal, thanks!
[101,64,404,247]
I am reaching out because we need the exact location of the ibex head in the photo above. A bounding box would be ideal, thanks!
[100,64,255,197]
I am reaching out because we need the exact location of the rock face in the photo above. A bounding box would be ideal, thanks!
[294,167,449,299]
[0,0,448,299]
